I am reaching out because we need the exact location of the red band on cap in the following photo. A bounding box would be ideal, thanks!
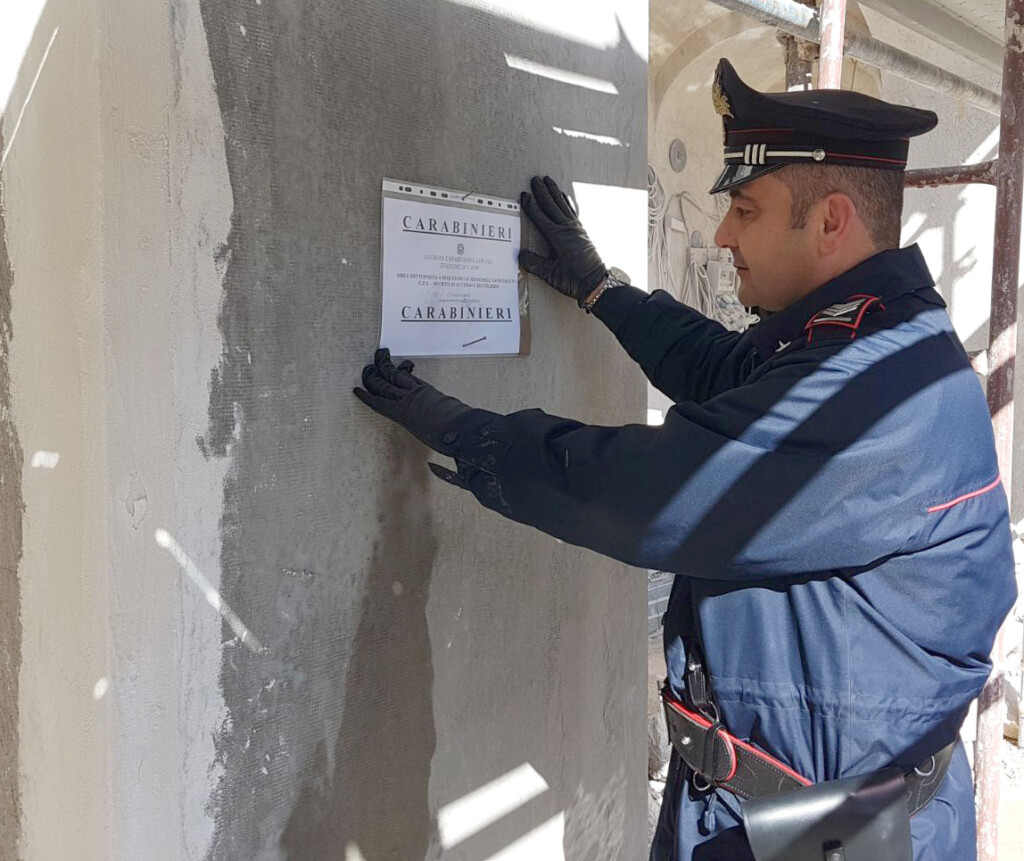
[828,152,907,166]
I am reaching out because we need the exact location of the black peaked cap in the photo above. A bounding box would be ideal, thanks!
[709,58,938,194]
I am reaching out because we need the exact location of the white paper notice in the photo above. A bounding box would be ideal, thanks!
[380,180,521,357]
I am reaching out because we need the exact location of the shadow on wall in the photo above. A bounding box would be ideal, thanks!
[196,1,645,860]
[280,444,439,860]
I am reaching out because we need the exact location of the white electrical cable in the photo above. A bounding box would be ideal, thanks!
[687,246,717,318]
[647,163,758,332]
[680,190,722,230]
[648,164,680,304]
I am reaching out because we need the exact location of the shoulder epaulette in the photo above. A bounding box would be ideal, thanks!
[805,294,884,342]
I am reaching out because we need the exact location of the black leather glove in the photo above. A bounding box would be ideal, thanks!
[519,175,608,306]
[354,348,473,456]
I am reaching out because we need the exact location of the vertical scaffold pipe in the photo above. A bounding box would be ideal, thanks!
[817,0,847,88]
[976,2,1024,859]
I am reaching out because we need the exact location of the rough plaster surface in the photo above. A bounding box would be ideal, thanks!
[87,0,234,855]
[2,0,232,857]
[167,2,236,856]
[1,0,646,856]
[196,2,647,860]
[3,1,111,857]
[0,125,23,861]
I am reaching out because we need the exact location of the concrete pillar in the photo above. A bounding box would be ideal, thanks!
[0,1,649,858]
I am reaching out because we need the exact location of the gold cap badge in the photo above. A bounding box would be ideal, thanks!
[712,74,733,118]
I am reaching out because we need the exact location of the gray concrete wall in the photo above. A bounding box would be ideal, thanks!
[0,1,649,859]
[2,2,111,858]
[0,124,24,861]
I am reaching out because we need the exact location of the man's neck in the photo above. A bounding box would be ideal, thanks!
[789,243,884,309]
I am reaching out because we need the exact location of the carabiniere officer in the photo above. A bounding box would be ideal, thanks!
[356,60,1016,861]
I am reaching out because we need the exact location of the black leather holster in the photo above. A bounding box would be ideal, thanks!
[666,645,951,861]
[741,767,912,861]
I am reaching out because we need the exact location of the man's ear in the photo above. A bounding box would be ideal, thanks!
[818,192,859,254]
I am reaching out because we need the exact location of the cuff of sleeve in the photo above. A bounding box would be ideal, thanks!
[443,409,516,518]
[443,408,511,475]
[590,283,648,334]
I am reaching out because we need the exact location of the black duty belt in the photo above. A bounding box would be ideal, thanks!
[661,687,954,815]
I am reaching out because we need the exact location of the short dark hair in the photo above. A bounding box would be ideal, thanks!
[775,164,904,249]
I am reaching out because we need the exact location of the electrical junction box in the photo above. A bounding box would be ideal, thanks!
[707,258,736,294]
[690,246,736,294]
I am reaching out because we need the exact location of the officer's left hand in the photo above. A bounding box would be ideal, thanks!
[354,348,473,456]
[520,176,608,306]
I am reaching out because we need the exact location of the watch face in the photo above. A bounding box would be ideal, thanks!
[608,266,631,286]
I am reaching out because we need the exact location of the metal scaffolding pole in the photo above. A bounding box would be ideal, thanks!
[707,0,1001,114]
[776,1,814,90]
[860,0,1004,74]
[817,0,847,88]
[987,0,1023,555]
[975,2,1024,857]
[904,160,999,189]
[777,32,814,90]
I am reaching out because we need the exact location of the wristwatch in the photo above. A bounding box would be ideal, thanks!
[582,267,631,313]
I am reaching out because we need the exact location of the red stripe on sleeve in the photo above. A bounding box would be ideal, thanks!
[927,476,1002,513]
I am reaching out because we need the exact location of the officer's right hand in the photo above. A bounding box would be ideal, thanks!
[519,176,608,307]
[354,348,472,457]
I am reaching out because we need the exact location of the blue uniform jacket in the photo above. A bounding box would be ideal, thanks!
[442,245,1016,860]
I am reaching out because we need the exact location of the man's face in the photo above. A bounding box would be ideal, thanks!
[713,174,818,312]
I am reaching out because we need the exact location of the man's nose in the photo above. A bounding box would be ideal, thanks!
[714,216,733,249]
